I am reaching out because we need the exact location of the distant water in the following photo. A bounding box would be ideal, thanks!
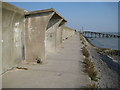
[86,32,120,50]
[86,32,120,74]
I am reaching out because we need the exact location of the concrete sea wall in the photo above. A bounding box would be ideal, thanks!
[1,2,75,74]
[62,26,75,41]
[2,2,25,73]
[0,1,2,75]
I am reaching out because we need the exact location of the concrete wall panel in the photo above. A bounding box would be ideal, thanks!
[0,1,2,75]
[1,2,68,73]
[2,2,25,73]
[45,19,62,54]
[56,25,64,51]
[62,26,75,41]
[25,12,54,62]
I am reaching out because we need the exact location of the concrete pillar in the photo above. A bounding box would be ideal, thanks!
[98,33,101,38]
[106,34,108,38]
[103,34,105,38]
[88,32,89,37]
[95,33,97,38]
[90,32,92,38]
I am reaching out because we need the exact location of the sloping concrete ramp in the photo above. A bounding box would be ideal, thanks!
[2,33,90,88]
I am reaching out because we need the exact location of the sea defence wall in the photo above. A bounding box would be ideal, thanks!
[62,26,75,41]
[0,1,2,75]
[1,2,75,74]
[2,2,25,73]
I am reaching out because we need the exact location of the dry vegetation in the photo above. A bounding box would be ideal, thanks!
[84,57,98,81]
[96,48,120,62]
[96,48,120,56]
[80,33,98,88]
[79,33,86,45]
[81,45,98,81]
[80,33,98,81]
[88,83,98,89]
[82,47,90,58]
[16,67,28,70]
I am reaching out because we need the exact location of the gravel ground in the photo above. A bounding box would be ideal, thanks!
[80,34,120,88]
[88,46,120,88]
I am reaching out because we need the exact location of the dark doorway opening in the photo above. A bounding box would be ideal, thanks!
[21,32,25,60]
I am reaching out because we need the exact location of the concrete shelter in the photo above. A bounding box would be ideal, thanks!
[1,2,73,74]
[25,8,67,62]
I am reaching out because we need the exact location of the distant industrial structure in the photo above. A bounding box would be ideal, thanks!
[1,2,75,74]
[81,31,120,38]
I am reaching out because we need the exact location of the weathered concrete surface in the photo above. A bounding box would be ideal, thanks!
[0,1,2,75]
[25,12,54,63]
[46,16,66,54]
[2,2,25,73]
[2,33,90,88]
[45,19,63,54]
[1,4,68,75]
[0,1,2,89]
[62,26,75,41]
[25,10,67,63]
[56,24,64,52]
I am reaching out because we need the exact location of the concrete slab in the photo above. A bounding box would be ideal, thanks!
[2,33,90,88]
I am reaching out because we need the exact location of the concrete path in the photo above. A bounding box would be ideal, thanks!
[2,33,90,88]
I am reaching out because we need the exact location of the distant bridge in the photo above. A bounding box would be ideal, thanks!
[81,31,120,38]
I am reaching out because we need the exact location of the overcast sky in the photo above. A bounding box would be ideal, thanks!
[8,2,118,32]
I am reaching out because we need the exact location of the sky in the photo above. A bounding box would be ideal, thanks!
[8,2,118,32]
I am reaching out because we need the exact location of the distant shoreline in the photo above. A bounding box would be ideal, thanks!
[81,34,120,66]
[83,35,120,59]
[86,37,119,51]
[83,36,96,48]
[80,33,120,88]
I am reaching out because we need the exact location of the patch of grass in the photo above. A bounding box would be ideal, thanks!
[84,58,94,68]
[81,41,84,44]
[79,34,84,40]
[79,33,88,46]
[80,33,98,81]
[88,83,98,89]
[80,34,86,42]
[95,48,109,53]
[96,48,120,56]
[84,58,98,81]
[82,47,90,58]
